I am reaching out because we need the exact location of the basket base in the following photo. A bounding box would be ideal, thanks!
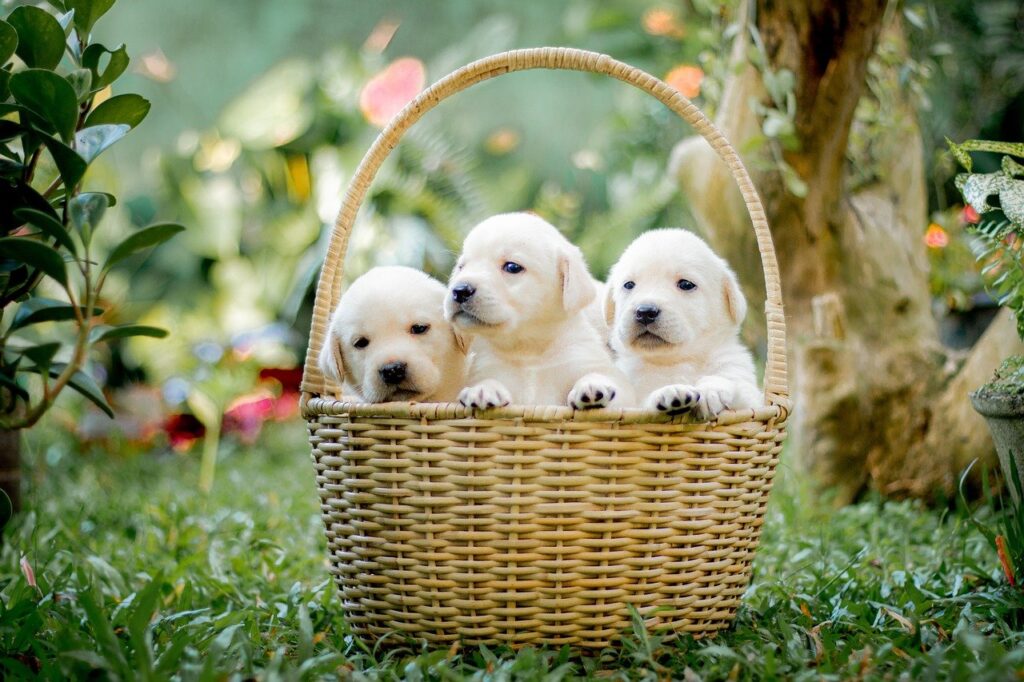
[307,401,786,649]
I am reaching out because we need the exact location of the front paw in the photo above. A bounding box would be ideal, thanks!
[459,380,512,409]
[692,382,735,420]
[644,384,700,415]
[568,375,618,410]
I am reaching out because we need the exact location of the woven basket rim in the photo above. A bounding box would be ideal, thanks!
[303,395,788,424]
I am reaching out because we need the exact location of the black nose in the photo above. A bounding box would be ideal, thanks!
[379,362,407,385]
[451,283,476,303]
[635,304,660,325]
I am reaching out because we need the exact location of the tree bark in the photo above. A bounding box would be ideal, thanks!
[0,429,20,514]
[672,0,1021,502]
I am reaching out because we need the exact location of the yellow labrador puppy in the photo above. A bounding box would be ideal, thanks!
[319,266,467,402]
[605,229,761,419]
[446,212,632,409]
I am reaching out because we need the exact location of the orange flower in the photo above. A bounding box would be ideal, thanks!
[924,223,949,249]
[665,64,704,99]
[485,128,520,155]
[359,57,426,128]
[643,8,686,38]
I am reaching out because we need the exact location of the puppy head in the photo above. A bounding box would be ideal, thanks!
[319,266,465,402]
[605,229,746,358]
[445,212,595,340]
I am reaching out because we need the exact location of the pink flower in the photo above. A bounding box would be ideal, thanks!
[223,393,275,444]
[20,555,38,591]
[665,65,704,99]
[359,57,426,128]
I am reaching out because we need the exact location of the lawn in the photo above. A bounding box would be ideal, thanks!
[1,421,1022,680]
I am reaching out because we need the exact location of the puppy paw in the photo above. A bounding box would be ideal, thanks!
[568,374,618,410]
[458,380,512,409]
[692,379,736,421]
[644,384,700,415]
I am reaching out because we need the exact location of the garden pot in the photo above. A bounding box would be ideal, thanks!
[971,388,1024,500]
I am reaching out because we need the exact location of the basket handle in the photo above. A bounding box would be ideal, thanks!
[300,47,789,407]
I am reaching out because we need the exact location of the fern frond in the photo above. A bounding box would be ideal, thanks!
[969,218,1024,340]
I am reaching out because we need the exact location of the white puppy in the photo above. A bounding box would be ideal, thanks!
[319,266,467,402]
[605,229,761,419]
[446,212,632,409]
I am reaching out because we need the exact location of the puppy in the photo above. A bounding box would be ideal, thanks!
[319,266,467,402]
[446,212,632,409]
[605,229,761,419]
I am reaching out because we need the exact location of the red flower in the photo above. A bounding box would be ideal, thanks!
[961,204,980,224]
[164,413,205,451]
[259,367,303,394]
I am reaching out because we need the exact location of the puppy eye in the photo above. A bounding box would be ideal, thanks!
[410,324,430,335]
[623,281,635,290]
[502,261,525,274]
[677,279,697,291]
[353,337,370,349]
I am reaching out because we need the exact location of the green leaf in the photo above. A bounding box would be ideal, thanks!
[9,69,79,142]
[0,19,18,66]
[0,488,12,533]
[85,94,150,129]
[0,237,67,285]
[14,208,77,254]
[0,178,60,233]
[89,324,167,344]
[65,0,116,37]
[947,138,973,171]
[82,43,128,91]
[0,119,21,142]
[66,67,93,102]
[7,6,65,70]
[0,68,10,101]
[10,297,100,330]
[38,133,87,188]
[39,363,114,417]
[103,223,185,271]
[20,341,61,368]
[69,192,108,244]
[0,370,29,403]
[74,123,129,164]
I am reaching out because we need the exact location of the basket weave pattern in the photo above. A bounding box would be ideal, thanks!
[301,47,790,649]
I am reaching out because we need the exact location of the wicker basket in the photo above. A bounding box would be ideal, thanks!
[300,47,790,650]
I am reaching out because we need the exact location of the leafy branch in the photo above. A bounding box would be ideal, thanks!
[0,0,183,430]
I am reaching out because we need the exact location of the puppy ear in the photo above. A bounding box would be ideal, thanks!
[603,284,616,327]
[559,245,596,314]
[317,328,346,386]
[722,266,747,325]
[451,326,469,355]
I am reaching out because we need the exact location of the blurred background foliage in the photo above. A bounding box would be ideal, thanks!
[8,0,1022,458]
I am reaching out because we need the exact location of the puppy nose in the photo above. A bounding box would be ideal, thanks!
[634,304,661,325]
[451,283,476,303]
[379,362,407,385]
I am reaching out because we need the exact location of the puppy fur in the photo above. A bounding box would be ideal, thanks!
[319,266,467,403]
[605,229,761,419]
[446,212,632,409]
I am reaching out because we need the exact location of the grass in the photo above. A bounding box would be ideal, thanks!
[1,421,1023,680]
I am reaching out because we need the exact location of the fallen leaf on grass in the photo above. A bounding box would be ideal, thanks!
[882,607,916,635]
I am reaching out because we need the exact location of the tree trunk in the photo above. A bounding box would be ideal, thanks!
[0,429,20,514]
[672,0,1021,502]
